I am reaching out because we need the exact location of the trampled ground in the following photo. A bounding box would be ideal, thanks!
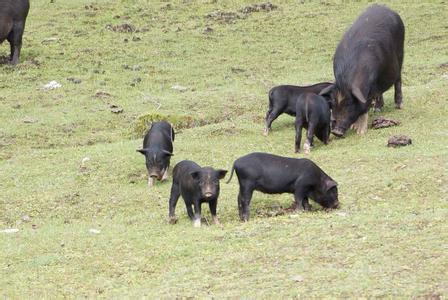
[1,0,447,297]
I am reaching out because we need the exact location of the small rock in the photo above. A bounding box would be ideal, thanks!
[23,116,38,124]
[67,77,82,84]
[387,135,412,148]
[291,275,304,282]
[109,104,124,114]
[203,26,214,34]
[132,36,141,42]
[42,80,62,90]
[80,157,90,170]
[1,228,19,234]
[94,91,111,98]
[41,37,59,44]
[171,85,188,92]
[22,215,31,222]
[335,212,348,217]
[89,229,101,234]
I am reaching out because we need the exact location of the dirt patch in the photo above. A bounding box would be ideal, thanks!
[94,91,111,98]
[256,204,297,218]
[206,10,242,23]
[105,23,136,33]
[372,116,400,129]
[206,2,278,23]
[239,2,278,14]
[439,62,448,69]
[387,135,412,148]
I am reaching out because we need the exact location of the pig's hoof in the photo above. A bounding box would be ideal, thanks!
[395,103,402,109]
[168,217,178,224]
[193,219,201,228]
[147,178,154,188]
[303,143,311,154]
[263,128,269,136]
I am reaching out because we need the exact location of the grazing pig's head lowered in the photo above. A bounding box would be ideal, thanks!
[320,84,368,137]
[312,178,339,209]
[137,148,173,180]
[190,167,227,199]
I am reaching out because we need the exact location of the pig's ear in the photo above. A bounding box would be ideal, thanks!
[137,149,148,155]
[318,84,335,97]
[325,179,338,192]
[216,169,228,180]
[351,85,367,104]
[190,171,200,181]
[162,150,173,156]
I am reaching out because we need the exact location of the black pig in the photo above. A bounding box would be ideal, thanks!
[227,152,339,222]
[294,93,331,153]
[319,5,405,137]
[168,160,227,227]
[137,121,174,187]
[0,0,30,65]
[264,82,332,135]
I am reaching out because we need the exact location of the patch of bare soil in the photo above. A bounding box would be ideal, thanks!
[206,2,278,23]
[239,2,278,14]
[105,23,135,33]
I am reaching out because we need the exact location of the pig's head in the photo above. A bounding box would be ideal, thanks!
[312,178,339,209]
[319,83,369,137]
[137,148,173,180]
[190,167,227,200]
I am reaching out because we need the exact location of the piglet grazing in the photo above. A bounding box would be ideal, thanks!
[168,160,227,227]
[227,152,339,222]
[264,82,332,135]
[137,121,174,187]
[295,93,332,154]
[0,0,30,65]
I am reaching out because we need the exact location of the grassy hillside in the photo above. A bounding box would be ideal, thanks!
[1,0,447,297]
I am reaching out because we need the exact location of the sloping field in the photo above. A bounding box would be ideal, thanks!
[1,0,447,297]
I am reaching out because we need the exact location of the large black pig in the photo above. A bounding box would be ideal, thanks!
[168,160,227,227]
[137,121,174,188]
[319,5,405,137]
[227,152,339,222]
[0,0,30,65]
[264,82,333,135]
[294,93,331,153]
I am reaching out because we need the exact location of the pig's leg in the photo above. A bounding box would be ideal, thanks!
[351,113,368,135]
[185,204,194,220]
[192,199,202,228]
[373,94,384,113]
[208,199,220,225]
[394,78,403,109]
[8,22,25,65]
[168,183,180,223]
[239,183,254,222]
[303,123,315,154]
[295,118,303,153]
[294,186,311,211]
[147,176,154,188]
[264,108,281,135]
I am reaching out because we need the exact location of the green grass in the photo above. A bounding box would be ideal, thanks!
[1,0,447,297]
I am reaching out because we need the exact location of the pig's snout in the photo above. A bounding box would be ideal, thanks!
[331,128,345,137]
[331,201,340,209]
[204,192,213,198]
[149,171,163,180]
